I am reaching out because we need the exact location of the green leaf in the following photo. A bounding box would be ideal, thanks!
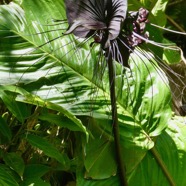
[77,117,186,185]
[84,138,117,179]
[23,164,50,179]
[0,115,12,144]
[0,84,88,139]
[0,86,30,123]
[139,0,157,8]
[22,164,50,186]
[77,173,120,186]
[20,178,50,186]
[162,38,182,64]
[128,117,186,186]
[3,152,25,178]
[26,134,70,170]
[0,165,19,186]
[151,0,169,26]
[39,112,87,132]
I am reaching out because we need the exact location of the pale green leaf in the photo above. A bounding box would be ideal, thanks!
[151,0,169,26]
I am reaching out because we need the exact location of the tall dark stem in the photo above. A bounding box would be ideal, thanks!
[106,47,127,186]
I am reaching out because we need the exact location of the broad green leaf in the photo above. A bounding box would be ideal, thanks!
[26,134,70,170]
[128,117,186,186]
[77,117,186,185]
[84,138,117,179]
[0,0,171,175]
[3,152,25,177]
[0,115,12,144]
[0,85,88,138]
[0,165,19,186]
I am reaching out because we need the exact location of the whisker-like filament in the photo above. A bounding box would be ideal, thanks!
[132,31,181,51]
[136,44,185,115]
[28,28,68,36]
[150,23,186,35]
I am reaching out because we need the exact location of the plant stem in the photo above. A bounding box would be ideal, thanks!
[106,47,127,186]
[151,147,176,186]
[166,15,185,32]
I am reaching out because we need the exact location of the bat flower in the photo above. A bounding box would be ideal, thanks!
[127,8,149,47]
[64,0,149,67]
[65,0,127,49]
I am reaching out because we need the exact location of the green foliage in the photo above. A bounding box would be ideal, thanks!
[3,152,25,177]
[26,134,70,169]
[0,0,186,185]
[0,115,12,143]
[0,165,19,186]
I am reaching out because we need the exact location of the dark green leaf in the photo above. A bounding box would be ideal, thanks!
[77,173,120,186]
[3,152,25,177]
[23,164,50,179]
[0,86,30,123]
[0,115,12,143]
[0,165,19,186]
[20,178,50,186]
[26,134,70,170]
[22,164,50,186]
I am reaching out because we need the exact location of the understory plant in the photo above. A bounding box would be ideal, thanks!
[0,0,186,185]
